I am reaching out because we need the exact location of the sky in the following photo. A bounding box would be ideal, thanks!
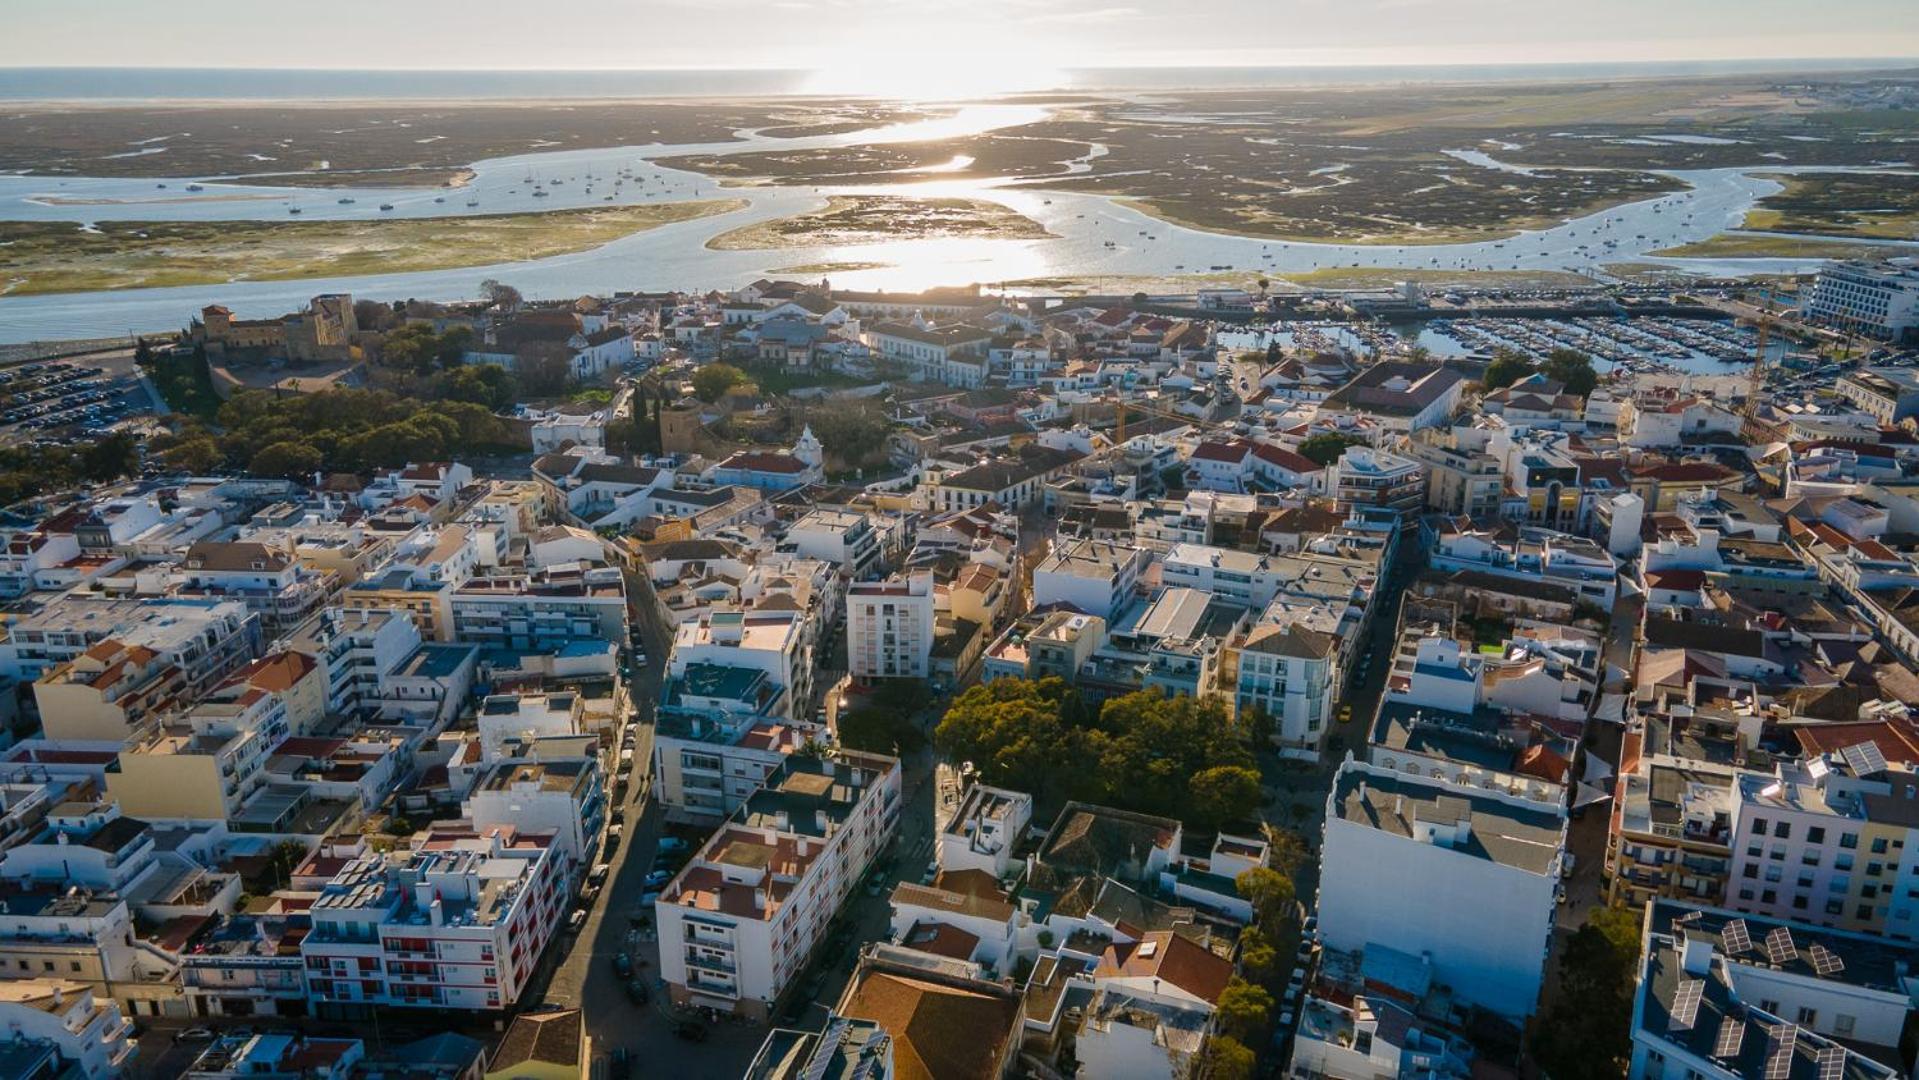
[6,0,1918,89]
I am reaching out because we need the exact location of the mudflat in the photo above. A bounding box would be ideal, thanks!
[706,195,1053,250]
[0,200,746,296]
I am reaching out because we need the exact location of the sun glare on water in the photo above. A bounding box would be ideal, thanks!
[800,53,1066,100]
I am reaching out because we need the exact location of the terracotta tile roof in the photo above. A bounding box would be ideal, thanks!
[1093,930,1232,1005]
[838,970,1020,1080]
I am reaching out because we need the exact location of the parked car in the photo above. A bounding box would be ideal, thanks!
[613,952,633,978]
[645,869,672,888]
[566,910,586,933]
[672,1021,708,1042]
[177,1028,215,1044]
[657,837,688,853]
[588,863,612,885]
[625,979,650,1005]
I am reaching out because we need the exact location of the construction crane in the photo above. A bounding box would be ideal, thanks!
[1742,298,1775,423]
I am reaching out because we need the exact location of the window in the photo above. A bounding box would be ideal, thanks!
[1808,826,1827,844]
[1841,832,1859,850]
[1753,818,1769,836]
[1827,899,1845,915]
[1760,999,1780,1016]
[1762,889,1778,904]
[1775,823,1792,841]
[1834,1015,1856,1037]
[1857,904,1875,920]
[1793,895,1809,909]
[1873,837,1890,855]
[1739,888,1756,901]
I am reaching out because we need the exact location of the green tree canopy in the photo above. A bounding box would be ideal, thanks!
[1197,1036,1255,1080]
[249,440,323,480]
[1482,349,1535,391]
[1530,905,1642,1080]
[692,363,750,403]
[1541,347,1599,396]
[1296,432,1365,467]
[1187,765,1264,832]
[1236,866,1296,927]
[1215,977,1274,1041]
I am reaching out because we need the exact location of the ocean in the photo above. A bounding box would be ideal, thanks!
[1,59,1914,101]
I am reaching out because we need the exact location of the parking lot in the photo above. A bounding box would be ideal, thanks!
[0,349,160,438]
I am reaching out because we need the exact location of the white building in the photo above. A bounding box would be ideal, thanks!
[847,572,936,681]
[463,758,607,875]
[1317,758,1566,1019]
[654,751,901,1021]
[1235,623,1338,757]
[1804,260,1919,343]
[0,980,136,1078]
[1032,540,1148,622]
[936,783,1033,879]
[302,824,565,1014]
[1627,900,1906,1080]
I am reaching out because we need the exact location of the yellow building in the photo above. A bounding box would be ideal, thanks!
[34,641,184,742]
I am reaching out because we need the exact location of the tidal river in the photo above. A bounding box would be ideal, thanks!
[0,103,1881,342]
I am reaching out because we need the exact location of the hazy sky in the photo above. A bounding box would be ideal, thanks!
[6,0,1918,73]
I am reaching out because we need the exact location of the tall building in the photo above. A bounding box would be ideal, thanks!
[847,572,936,681]
[1318,758,1567,1019]
[1803,260,1919,343]
[654,751,901,1021]
[302,825,565,1015]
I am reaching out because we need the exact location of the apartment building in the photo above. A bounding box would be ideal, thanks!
[672,608,813,718]
[847,573,936,681]
[1724,752,1919,940]
[464,758,607,873]
[865,322,994,386]
[302,825,566,1015]
[1628,901,1908,1080]
[1607,750,1736,908]
[655,751,902,1020]
[927,448,1082,513]
[0,980,137,1079]
[107,683,290,823]
[1318,759,1567,1019]
[1334,446,1425,515]
[177,541,332,637]
[782,510,883,580]
[656,655,807,813]
[1235,622,1338,757]
[937,783,1033,879]
[448,564,627,653]
[1032,540,1148,623]
[18,597,261,740]
[1403,428,1504,517]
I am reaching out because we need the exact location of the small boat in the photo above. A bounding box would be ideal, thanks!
[433,196,445,203]
[532,189,549,198]
[466,199,480,207]
[184,183,204,192]
[378,203,394,211]
[156,183,167,189]
[288,207,302,215]
[338,197,355,204]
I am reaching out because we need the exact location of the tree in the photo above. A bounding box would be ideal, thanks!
[249,440,323,480]
[1541,347,1599,396]
[1215,977,1274,1041]
[79,433,139,481]
[691,362,748,403]
[1087,691,1256,819]
[1237,925,1279,983]
[1482,349,1535,390]
[159,434,222,474]
[515,343,574,398]
[1530,905,1642,1080]
[837,700,925,755]
[442,364,517,410]
[1262,826,1309,879]
[1189,765,1263,831]
[133,337,154,365]
[802,399,892,465]
[1295,432,1364,468]
[1236,866,1296,926]
[1196,1036,1255,1080]
[478,278,522,310]
[935,677,1092,807]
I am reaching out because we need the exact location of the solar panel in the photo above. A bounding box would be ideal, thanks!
[1766,1024,1799,1080]
[1722,918,1752,954]
[1765,926,1796,965]
[1818,1045,1847,1080]
[1809,942,1846,977]
[1840,741,1888,777]
[1669,978,1705,1031]
[1714,1016,1746,1059]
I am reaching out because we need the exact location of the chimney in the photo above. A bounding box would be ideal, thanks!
[816,810,830,833]
[753,888,767,911]
[774,810,789,831]
[1392,794,1404,819]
